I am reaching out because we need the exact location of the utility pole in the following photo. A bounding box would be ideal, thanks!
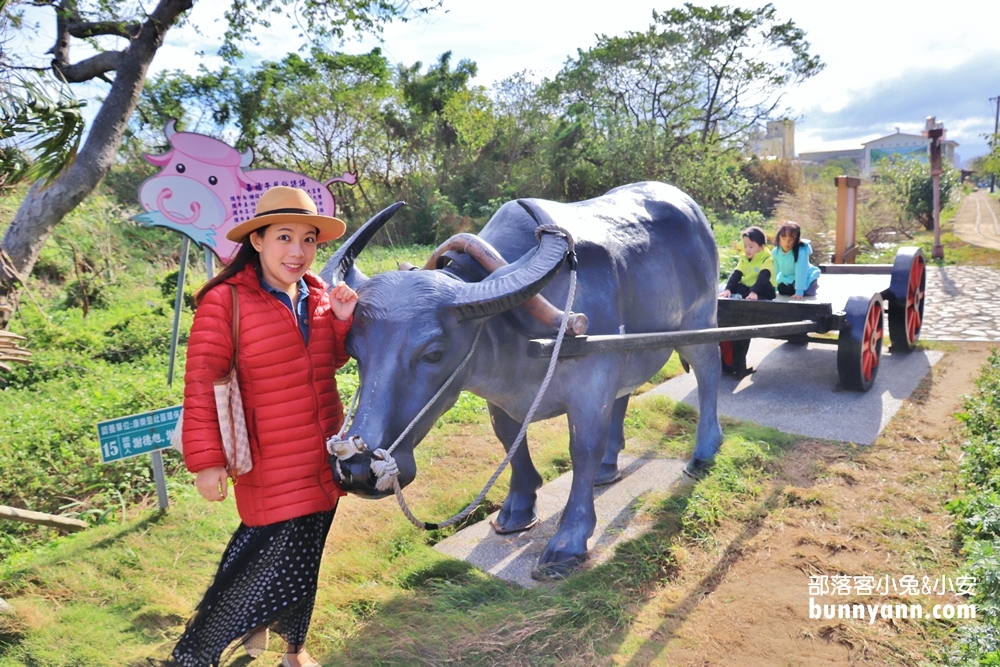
[991,95,1000,193]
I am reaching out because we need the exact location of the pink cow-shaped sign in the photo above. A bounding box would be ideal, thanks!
[134,119,356,263]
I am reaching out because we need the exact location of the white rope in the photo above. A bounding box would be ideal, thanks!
[388,267,578,530]
[326,324,484,486]
[327,230,579,531]
[384,324,485,459]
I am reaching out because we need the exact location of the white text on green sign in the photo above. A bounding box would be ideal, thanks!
[97,406,181,463]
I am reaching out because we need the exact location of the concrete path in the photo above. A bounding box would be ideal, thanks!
[953,189,1000,252]
[649,339,943,445]
[434,456,684,589]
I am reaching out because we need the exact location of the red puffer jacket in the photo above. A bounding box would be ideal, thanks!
[181,263,351,526]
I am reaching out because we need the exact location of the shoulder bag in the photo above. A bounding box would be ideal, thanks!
[170,284,253,478]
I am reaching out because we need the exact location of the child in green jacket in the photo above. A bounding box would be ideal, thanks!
[720,226,777,300]
[718,226,776,377]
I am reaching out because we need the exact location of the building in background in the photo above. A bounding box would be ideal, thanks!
[753,119,960,175]
[797,147,864,170]
[749,119,795,161]
[862,129,959,175]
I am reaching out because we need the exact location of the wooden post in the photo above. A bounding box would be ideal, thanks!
[924,117,945,260]
[834,176,861,264]
[0,505,89,532]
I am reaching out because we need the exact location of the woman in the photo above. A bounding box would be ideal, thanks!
[170,186,356,667]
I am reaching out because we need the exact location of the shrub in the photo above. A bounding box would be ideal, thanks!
[771,181,837,261]
[873,155,959,231]
[64,276,108,311]
[739,157,801,218]
[98,312,177,363]
[945,350,1000,665]
[159,269,196,310]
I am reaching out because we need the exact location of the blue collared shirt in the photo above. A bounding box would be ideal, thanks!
[259,275,310,344]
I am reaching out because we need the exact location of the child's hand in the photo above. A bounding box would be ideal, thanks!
[790,294,803,301]
[719,289,731,298]
[330,281,358,321]
[747,292,758,301]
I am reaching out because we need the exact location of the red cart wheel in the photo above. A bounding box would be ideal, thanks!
[887,247,925,352]
[837,294,884,392]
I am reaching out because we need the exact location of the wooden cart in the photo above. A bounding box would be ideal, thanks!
[528,247,927,392]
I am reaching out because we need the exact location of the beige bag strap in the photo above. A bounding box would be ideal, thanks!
[228,284,239,373]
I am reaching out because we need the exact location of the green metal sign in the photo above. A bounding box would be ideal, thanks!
[97,405,181,463]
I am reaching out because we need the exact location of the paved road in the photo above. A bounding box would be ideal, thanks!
[953,189,1000,252]
[922,265,1000,342]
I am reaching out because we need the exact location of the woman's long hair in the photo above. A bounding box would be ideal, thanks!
[774,221,803,262]
[193,227,268,307]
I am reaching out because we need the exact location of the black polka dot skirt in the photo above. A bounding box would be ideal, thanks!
[171,508,335,667]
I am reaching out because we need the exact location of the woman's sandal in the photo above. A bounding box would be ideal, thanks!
[282,653,321,667]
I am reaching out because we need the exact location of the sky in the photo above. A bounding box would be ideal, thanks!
[12,0,1000,166]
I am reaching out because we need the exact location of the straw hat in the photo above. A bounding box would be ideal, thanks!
[226,186,346,243]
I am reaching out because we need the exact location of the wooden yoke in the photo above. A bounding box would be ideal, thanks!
[423,233,589,335]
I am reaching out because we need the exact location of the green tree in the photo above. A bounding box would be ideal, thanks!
[0,0,439,328]
[0,0,86,192]
[654,3,824,143]
[546,3,821,215]
[874,154,959,231]
[979,132,1000,189]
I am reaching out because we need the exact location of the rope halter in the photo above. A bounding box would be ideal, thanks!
[327,225,577,530]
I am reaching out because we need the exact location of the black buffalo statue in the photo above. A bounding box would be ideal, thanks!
[321,181,722,577]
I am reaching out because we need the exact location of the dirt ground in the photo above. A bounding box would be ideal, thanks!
[611,343,995,666]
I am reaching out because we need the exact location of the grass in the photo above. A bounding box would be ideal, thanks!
[941,350,1000,666]
[0,393,804,666]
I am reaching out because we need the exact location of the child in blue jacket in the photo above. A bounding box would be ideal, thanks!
[772,221,820,299]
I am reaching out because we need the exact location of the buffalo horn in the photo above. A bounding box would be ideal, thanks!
[319,202,406,288]
[450,200,571,321]
[428,232,587,334]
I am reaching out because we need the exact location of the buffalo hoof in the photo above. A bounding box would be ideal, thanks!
[530,554,587,581]
[682,457,715,481]
[595,463,622,486]
[490,513,539,535]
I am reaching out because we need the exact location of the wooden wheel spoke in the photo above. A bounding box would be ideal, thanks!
[905,259,925,344]
[862,304,882,381]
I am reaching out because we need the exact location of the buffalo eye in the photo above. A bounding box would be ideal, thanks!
[208,175,218,185]
[422,350,443,364]
[176,163,186,174]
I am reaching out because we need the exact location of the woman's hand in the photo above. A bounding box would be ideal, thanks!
[719,289,731,298]
[330,281,358,321]
[196,467,229,502]
[747,292,759,301]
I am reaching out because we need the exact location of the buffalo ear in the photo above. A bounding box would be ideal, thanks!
[320,202,405,289]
